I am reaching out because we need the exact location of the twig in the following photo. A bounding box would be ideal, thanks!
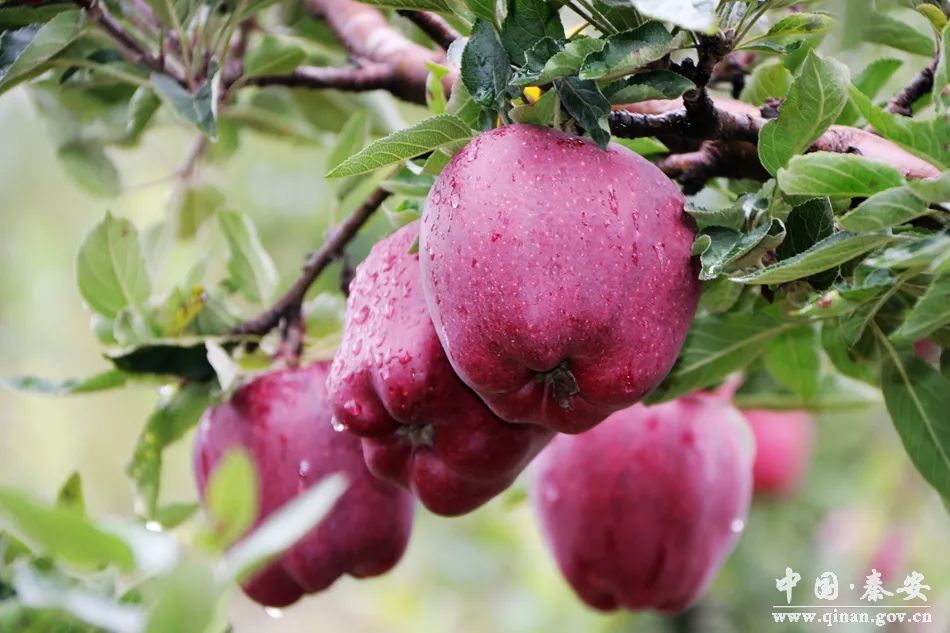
[658,141,768,194]
[886,54,939,117]
[397,10,460,50]
[231,187,391,336]
[73,0,185,84]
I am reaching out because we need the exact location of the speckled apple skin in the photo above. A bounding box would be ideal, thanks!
[193,363,414,607]
[531,392,753,613]
[327,222,553,516]
[743,409,813,496]
[420,124,700,434]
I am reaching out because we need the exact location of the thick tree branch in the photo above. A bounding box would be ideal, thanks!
[232,187,391,336]
[886,54,940,116]
[242,63,427,104]
[397,10,461,50]
[612,97,941,182]
[303,0,448,104]
[73,0,185,84]
[659,141,768,194]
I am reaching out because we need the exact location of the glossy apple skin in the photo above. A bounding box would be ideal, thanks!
[531,392,753,613]
[421,124,699,434]
[743,409,814,496]
[328,221,553,516]
[194,363,414,607]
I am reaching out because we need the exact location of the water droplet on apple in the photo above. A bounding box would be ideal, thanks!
[730,518,745,533]
[330,416,347,432]
[298,459,311,477]
[263,607,284,619]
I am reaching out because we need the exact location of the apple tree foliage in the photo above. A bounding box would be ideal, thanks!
[0,0,948,630]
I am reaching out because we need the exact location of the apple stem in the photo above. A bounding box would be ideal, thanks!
[541,362,580,409]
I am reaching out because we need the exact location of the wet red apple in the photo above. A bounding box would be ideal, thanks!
[421,124,699,433]
[327,221,552,516]
[531,391,753,612]
[194,363,414,607]
[744,409,814,496]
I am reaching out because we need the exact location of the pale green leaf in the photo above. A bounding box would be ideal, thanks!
[76,213,151,319]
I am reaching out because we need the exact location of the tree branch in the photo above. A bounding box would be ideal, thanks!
[303,0,449,104]
[659,141,768,194]
[886,54,940,117]
[231,187,391,336]
[397,10,461,50]
[242,63,427,104]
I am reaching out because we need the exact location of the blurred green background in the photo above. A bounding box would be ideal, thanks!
[1,45,949,630]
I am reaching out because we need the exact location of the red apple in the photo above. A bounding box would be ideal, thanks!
[194,363,414,607]
[421,124,699,434]
[743,409,814,496]
[327,221,552,516]
[531,391,753,612]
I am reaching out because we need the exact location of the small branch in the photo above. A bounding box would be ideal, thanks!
[74,0,185,84]
[241,63,427,104]
[397,10,461,50]
[886,54,939,117]
[232,187,391,336]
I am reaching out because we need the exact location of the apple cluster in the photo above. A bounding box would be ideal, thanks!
[193,125,816,611]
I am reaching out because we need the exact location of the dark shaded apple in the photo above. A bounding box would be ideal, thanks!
[744,409,814,496]
[421,124,699,433]
[531,391,753,612]
[327,221,552,516]
[194,363,414,607]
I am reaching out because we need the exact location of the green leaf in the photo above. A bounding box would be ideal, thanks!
[776,152,905,198]
[935,24,949,114]
[0,3,72,30]
[891,272,950,345]
[243,35,306,78]
[731,232,896,285]
[758,51,850,175]
[12,562,145,633]
[176,183,225,239]
[55,472,84,515]
[513,37,604,86]
[464,0,497,24]
[126,86,162,142]
[847,86,950,169]
[446,74,484,128]
[556,76,610,149]
[0,489,135,570]
[839,186,930,232]
[510,86,558,125]
[579,22,674,82]
[1,369,127,396]
[327,114,473,178]
[57,141,121,198]
[865,233,950,270]
[145,563,215,633]
[629,0,716,32]
[76,213,151,320]
[355,0,451,8]
[822,322,877,384]
[740,60,792,105]
[776,198,834,260]
[500,0,564,65]
[154,503,200,529]
[906,170,950,204]
[865,12,935,57]
[219,474,347,583]
[837,58,903,126]
[697,219,780,280]
[881,351,950,502]
[648,307,797,402]
[0,10,84,93]
[151,72,217,137]
[461,19,510,107]
[764,325,821,402]
[142,0,197,26]
[218,211,278,304]
[604,70,695,104]
[127,383,211,519]
[203,450,259,549]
